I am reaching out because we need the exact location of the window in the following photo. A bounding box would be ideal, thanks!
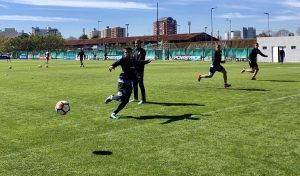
[291,46,296,49]
[263,46,267,50]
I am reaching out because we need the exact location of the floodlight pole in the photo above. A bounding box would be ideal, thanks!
[210,7,215,42]
[226,18,231,40]
[156,2,159,59]
[97,20,101,31]
[264,12,270,36]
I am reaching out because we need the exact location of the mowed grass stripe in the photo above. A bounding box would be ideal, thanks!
[0,92,298,160]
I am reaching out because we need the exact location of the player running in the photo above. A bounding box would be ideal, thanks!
[197,44,231,88]
[241,43,268,80]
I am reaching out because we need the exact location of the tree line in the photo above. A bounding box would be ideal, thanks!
[0,33,64,58]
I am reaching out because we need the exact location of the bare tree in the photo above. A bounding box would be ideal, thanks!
[296,27,300,36]
[273,29,290,37]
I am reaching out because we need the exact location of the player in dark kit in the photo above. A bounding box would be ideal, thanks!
[104,47,136,119]
[77,48,86,67]
[241,43,268,80]
[132,39,150,105]
[45,51,50,65]
[197,44,231,88]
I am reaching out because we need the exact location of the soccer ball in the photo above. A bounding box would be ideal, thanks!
[55,100,70,115]
[38,65,42,68]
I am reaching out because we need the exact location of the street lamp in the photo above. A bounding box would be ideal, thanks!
[97,20,101,31]
[226,18,231,40]
[177,24,181,34]
[204,26,207,33]
[210,7,216,41]
[264,12,270,36]
[125,23,129,37]
[188,21,191,34]
[97,20,101,38]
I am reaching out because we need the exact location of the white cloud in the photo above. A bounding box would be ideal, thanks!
[222,4,256,10]
[282,0,300,8]
[218,13,256,19]
[161,0,208,5]
[271,14,300,21]
[0,4,8,8]
[0,15,82,22]
[0,0,155,10]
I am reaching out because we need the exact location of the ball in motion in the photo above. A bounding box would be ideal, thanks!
[55,100,70,115]
[8,66,12,69]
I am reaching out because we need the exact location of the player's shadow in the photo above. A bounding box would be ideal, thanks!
[123,114,201,124]
[227,88,271,91]
[146,101,205,107]
[92,151,113,155]
[258,79,300,83]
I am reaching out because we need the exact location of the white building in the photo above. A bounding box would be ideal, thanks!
[257,36,300,62]
[0,28,21,38]
[32,27,61,37]
[224,30,241,40]
[101,26,111,38]
[89,28,100,39]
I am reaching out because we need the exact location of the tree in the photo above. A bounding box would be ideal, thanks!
[18,33,30,39]
[296,27,300,36]
[65,36,77,40]
[273,29,290,37]
[257,32,268,37]
[79,34,88,39]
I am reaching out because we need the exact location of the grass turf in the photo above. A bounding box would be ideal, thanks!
[0,60,299,176]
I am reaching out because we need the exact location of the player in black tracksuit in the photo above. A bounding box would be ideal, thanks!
[197,44,231,88]
[132,39,150,104]
[241,43,268,80]
[77,49,86,67]
[104,47,137,119]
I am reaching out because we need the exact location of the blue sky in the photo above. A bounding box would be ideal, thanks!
[0,0,300,38]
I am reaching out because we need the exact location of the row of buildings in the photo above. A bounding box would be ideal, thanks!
[224,27,256,40]
[0,27,62,38]
[87,17,178,39]
[88,26,126,39]
[1,17,257,40]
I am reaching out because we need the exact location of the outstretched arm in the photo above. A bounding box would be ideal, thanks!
[258,50,268,57]
[139,59,152,65]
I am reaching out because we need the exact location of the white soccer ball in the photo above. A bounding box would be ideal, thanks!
[55,100,70,115]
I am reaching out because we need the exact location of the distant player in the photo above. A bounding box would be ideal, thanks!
[77,48,86,67]
[279,48,285,63]
[7,53,11,63]
[197,44,231,88]
[104,47,136,119]
[45,51,50,65]
[241,43,268,80]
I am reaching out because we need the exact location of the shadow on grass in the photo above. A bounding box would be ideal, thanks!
[258,79,300,83]
[227,88,271,91]
[146,101,205,107]
[92,151,113,155]
[122,114,201,124]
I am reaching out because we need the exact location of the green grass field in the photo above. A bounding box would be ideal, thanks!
[0,60,299,176]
